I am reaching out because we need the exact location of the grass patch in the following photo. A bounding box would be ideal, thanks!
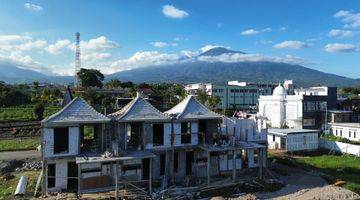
[0,105,60,123]
[269,151,360,194]
[0,138,40,152]
[0,170,39,200]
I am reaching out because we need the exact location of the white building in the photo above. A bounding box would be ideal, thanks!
[258,84,329,129]
[330,123,360,142]
[268,128,319,152]
[184,81,276,110]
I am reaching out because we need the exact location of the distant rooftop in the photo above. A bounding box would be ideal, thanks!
[269,128,320,136]
[330,123,360,128]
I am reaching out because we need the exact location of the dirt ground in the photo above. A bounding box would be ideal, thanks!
[229,164,360,200]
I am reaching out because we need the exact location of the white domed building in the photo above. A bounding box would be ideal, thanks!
[258,84,303,129]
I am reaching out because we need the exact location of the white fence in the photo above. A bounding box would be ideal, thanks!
[319,139,360,156]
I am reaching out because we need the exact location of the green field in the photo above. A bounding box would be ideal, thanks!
[269,151,360,194]
[0,138,40,152]
[0,105,60,123]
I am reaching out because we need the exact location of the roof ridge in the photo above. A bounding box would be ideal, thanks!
[42,96,79,123]
[108,96,138,118]
[177,95,195,118]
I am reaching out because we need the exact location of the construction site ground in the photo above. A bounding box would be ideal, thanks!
[1,149,359,200]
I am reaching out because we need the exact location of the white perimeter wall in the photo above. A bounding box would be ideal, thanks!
[286,132,318,152]
[319,139,360,156]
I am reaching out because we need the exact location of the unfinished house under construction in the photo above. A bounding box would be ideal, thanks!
[41,94,268,198]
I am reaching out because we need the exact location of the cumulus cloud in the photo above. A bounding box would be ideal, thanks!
[24,3,43,12]
[0,38,47,52]
[45,40,71,55]
[328,29,355,38]
[0,35,32,44]
[324,43,358,53]
[108,51,180,73]
[150,41,178,48]
[334,10,360,29]
[241,29,260,35]
[162,5,189,19]
[273,40,309,49]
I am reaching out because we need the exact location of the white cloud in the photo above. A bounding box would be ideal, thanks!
[108,51,180,73]
[0,35,32,44]
[150,41,177,48]
[328,29,355,38]
[68,36,118,53]
[256,40,273,45]
[24,3,43,12]
[273,40,309,49]
[262,27,272,32]
[45,40,71,55]
[197,53,308,65]
[241,29,259,35]
[334,10,360,29]
[162,5,189,19]
[0,38,46,52]
[279,27,287,31]
[200,45,228,52]
[18,40,47,51]
[324,43,358,53]
[241,28,272,35]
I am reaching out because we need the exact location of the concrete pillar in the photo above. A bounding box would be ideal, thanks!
[232,150,236,181]
[258,149,263,179]
[149,158,153,194]
[78,163,81,196]
[115,161,119,200]
[207,151,210,185]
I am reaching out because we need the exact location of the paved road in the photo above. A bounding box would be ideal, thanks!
[0,150,40,161]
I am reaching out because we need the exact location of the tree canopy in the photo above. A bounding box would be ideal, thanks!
[77,68,104,88]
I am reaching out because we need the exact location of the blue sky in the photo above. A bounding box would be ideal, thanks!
[0,0,359,78]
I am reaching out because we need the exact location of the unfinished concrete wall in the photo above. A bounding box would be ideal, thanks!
[164,123,171,146]
[144,123,153,149]
[116,123,126,151]
[191,122,198,145]
[46,159,70,192]
[43,127,79,158]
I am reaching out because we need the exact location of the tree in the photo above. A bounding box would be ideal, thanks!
[33,81,39,90]
[196,90,208,104]
[77,68,104,88]
[208,95,220,110]
[34,103,45,120]
[105,79,121,88]
[120,81,134,88]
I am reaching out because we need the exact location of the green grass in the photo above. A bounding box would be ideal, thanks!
[0,138,40,152]
[269,152,360,194]
[0,170,39,200]
[0,105,60,123]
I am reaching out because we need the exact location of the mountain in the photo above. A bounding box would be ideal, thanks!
[108,48,360,87]
[0,63,72,84]
[199,47,244,56]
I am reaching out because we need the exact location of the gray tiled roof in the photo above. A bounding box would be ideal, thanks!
[165,95,221,120]
[109,96,170,122]
[42,96,110,126]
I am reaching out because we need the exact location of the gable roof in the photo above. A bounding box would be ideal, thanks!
[109,96,170,122]
[164,95,221,120]
[42,96,110,126]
